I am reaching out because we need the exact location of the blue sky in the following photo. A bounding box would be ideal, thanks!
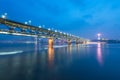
[0,0,120,39]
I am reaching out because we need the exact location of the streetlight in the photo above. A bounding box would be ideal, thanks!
[1,13,7,19]
[4,13,7,16]
[39,26,42,28]
[25,22,28,24]
[28,20,31,24]
[60,32,62,34]
[55,30,57,32]
[97,33,101,40]
[1,15,6,18]
[48,28,51,30]
[24,20,32,25]
[64,33,66,35]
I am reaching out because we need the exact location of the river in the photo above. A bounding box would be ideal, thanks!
[0,43,120,80]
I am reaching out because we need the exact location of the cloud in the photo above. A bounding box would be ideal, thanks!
[0,0,120,39]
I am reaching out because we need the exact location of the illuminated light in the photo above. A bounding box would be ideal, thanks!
[97,42,101,48]
[0,51,23,55]
[54,45,67,48]
[48,47,54,67]
[48,38,54,48]
[0,31,8,34]
[55,30,57,32]
[25,22,28,24]
[4,13,7,15]
[1,15,6,18]
[28,20,31,23]
[97,33,101,36]
[0,31,36,37]
[97,42,103,65]
[48,28,51,30]
[28,20,31,24]
[1,13,7,19]
[39,26,41,28]
[41,36,46,38]
[97,33,101,40]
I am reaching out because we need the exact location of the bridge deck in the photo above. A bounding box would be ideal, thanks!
[0,18,87,41]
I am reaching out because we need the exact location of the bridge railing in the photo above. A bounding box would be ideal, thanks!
[0,18,87,42]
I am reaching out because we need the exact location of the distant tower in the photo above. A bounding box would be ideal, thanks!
[97,33,101,40]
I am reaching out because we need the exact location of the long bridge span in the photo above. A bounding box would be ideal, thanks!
[0,18,88,47]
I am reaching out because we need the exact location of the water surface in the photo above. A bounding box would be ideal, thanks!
[0,43,120,80]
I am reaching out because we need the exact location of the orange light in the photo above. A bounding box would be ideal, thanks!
[48,38,54,48]
[48,47,54,67]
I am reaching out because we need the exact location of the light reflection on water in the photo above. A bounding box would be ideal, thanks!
[0,43,120,80]
[97,42,103,66]
[48,47,54,68]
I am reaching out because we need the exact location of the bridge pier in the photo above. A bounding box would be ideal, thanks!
[76,39,79,44]
[83,41,87,44]
[48,38,54,48]
[8,26,15,33]
[21,28,26,33]
[67,39,71,45]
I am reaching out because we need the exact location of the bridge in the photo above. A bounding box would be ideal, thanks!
[0,18,88,47]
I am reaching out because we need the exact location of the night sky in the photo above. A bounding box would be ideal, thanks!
[0,0,120,39]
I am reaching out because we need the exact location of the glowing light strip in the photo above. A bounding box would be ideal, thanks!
[0,31,37,37]
[0,50,23,55]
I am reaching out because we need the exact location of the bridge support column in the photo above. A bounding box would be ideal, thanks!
[8,26,15,33]
[83,41,87,44]
[21,28,26,33]
[76,39,79,44]
[67,39,71,45]
[48,38,54,48]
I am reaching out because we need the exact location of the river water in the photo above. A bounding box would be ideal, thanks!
[0,43,120,80]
